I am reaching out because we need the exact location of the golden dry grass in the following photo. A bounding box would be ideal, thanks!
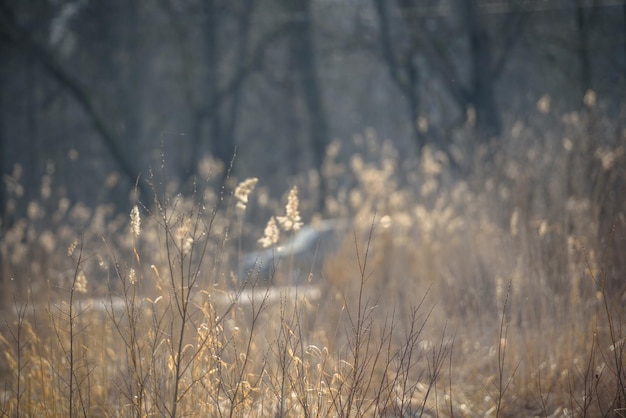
[2,102,626,417]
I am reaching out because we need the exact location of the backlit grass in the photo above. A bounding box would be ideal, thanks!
[2,101,626,416]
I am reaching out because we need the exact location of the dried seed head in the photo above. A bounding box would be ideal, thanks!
[276,186,303,232]
[67,240,78,257]
[75,270,88,294]
[130,205,141,237]
[234,178,259,211]
[258,216,280,248]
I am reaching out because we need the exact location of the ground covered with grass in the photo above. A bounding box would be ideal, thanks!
[2,104,626,417]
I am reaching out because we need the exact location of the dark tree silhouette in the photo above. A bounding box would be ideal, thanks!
[0,0,151,200]
[373,0,526,151]
[284,0,330,211]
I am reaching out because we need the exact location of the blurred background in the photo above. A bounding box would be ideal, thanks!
[1,4,626,413]
[1,0,624,217]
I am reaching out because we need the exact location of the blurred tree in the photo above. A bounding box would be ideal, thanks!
[0,0,623,222]
[160,0,294,183]
[373,0,525,151]
[373,0,423,153]
[570,0,624,100]
[0,0,151,201]
[574,0,597,96]
[458,0,502,140]
[200,0,226,169]
[284,0,330,210]
[0,61,5,224]
[118,0,145,163]
[199,0,257,176]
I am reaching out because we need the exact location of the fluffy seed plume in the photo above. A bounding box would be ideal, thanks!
[258,216,280,248]
[67,240,78,257]
[234,177,258,211]
[130,205,141,237]
[277,186,303,232]
[129,268,137,285]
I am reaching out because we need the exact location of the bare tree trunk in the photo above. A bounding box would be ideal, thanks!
[0,94,3,292]
[575,0,592,95]
[120,0,144,160]
[284,58,301,175]
[203,0,229,167]
[190,0,255,180]
[223,0,255,166]
[374,0,424,154]
[0,62,6,223]
[405,58,423,152]
[288,0,330,211]
[161,0,290,182]
[461,0,501,141]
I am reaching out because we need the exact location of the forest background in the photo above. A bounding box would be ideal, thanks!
[1,1,626,416]
[1,0,624,219]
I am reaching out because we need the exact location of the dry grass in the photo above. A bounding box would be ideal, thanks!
[1,99,626,416]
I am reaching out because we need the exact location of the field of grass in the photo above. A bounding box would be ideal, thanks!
[1,101,626,416]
